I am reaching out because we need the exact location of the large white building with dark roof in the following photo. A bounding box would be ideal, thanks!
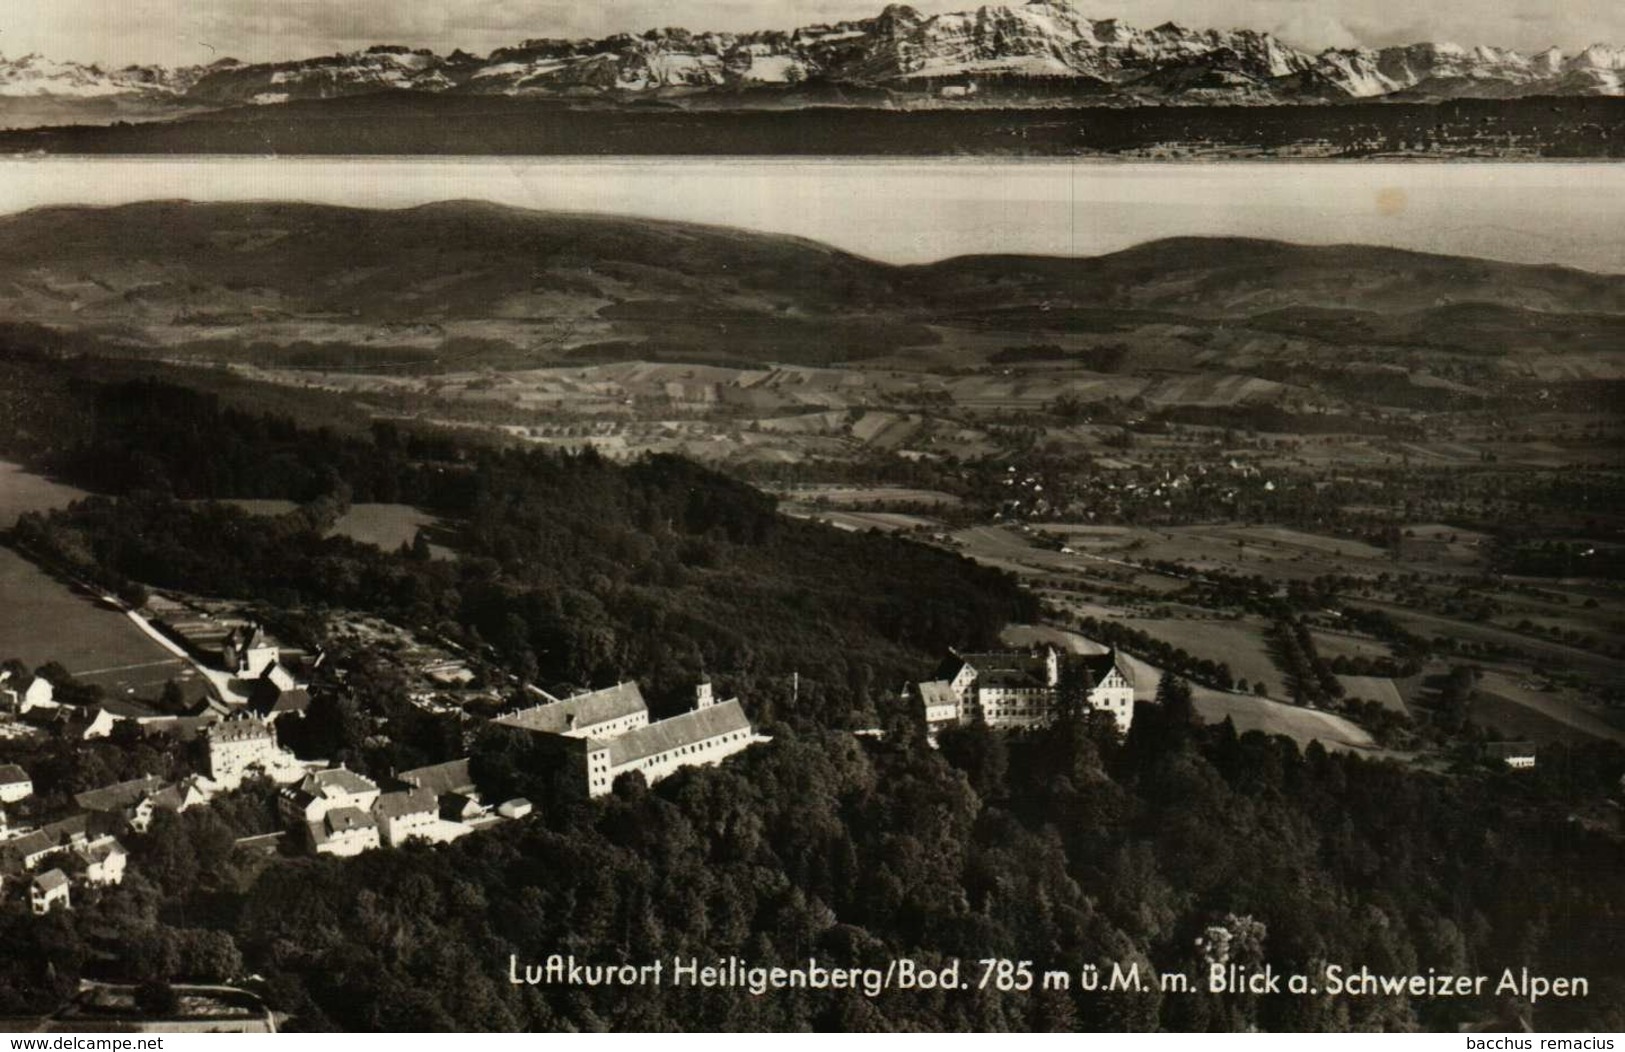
[308,806,379,857]
[914,646,1135,733]
[495,681,760,799]
[370,787,440,847]
[205,714,291,787]
[587,696,756,797]
[279,766,380,825]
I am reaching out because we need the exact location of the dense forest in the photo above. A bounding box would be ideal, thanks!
[2,340,1623,1032]
[2,691,1621,1031]
[0,344,1030,720]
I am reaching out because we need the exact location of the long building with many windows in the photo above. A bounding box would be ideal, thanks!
[494,681,761,798]
[492,682,651,740]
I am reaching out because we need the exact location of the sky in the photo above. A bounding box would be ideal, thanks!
[2,0,1621,69]
[0,159,1620,274]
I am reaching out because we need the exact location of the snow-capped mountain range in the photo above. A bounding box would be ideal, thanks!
[3,1,1621,109]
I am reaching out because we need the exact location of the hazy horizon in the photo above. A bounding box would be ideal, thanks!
[3,0,1621,69]
[0,159,1620,274]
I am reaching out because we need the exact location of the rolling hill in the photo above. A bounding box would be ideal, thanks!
[0,200,1621,386]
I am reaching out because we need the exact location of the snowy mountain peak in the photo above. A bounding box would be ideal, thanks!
[5,6,1622,109]
[0,51,193,98]
[1570,43,1625,70]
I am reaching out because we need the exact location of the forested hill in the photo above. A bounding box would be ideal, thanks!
[2,697,1621,1030]
[0,349,1033,720]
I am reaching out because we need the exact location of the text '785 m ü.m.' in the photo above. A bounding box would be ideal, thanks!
[509,956,1171,998]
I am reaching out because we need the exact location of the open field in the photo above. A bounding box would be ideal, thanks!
[1475,671,1625,745]
[1336,675,1407,715]
[1359,599,1625,686]
[784,509,944,534]
[1118,615,1285,696]
[1311,629,1395,663]
[1000,622,1378,753]
[331,504,441,551]
[0,547,196,698]
[0,461,88,527]
[1191,692,1378,753]
[215,499,452,556]
[1469,690,1609,747]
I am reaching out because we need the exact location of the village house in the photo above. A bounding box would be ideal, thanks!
[0,763,33,803]
[917,646,1136,733]
[493,681,651,739]
[441,792,484,822]
[0,814,103,874]
[371,787,443,847]
[98,698,171,725]
[934,646,1061,727]
[30,868,70,914]
[63,706,119,741]
[398,757,475,797]
[247,665,312,722]
[73,837,129,886]
[279,766,380,825]
[135,778,216,830]
[307,806,379,857]
[143,714,225,743]
[73,775,212,835]
[222,624,280,679]
[74,775,172,832]
[912,680,961,732]
[1,672,57,714]
[398,758,484,820]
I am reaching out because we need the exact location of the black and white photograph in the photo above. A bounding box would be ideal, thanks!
[0,0,1621,1040]
[0,0,1621,155]
[0,158,1619,1034]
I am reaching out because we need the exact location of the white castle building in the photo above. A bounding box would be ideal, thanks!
[912,646,1136,734]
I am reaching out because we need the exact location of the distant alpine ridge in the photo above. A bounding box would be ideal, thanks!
[3,0,1622,108]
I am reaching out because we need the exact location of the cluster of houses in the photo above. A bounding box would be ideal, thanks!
[0,790,128,916]
[906,645,1137,734]
[1,597,762,907]
[202,711,478,858]
[0,734,265,915]
[0,617,330,910]
[277,760,479,857]
[0,670,187,742]
[492,680,763,798]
